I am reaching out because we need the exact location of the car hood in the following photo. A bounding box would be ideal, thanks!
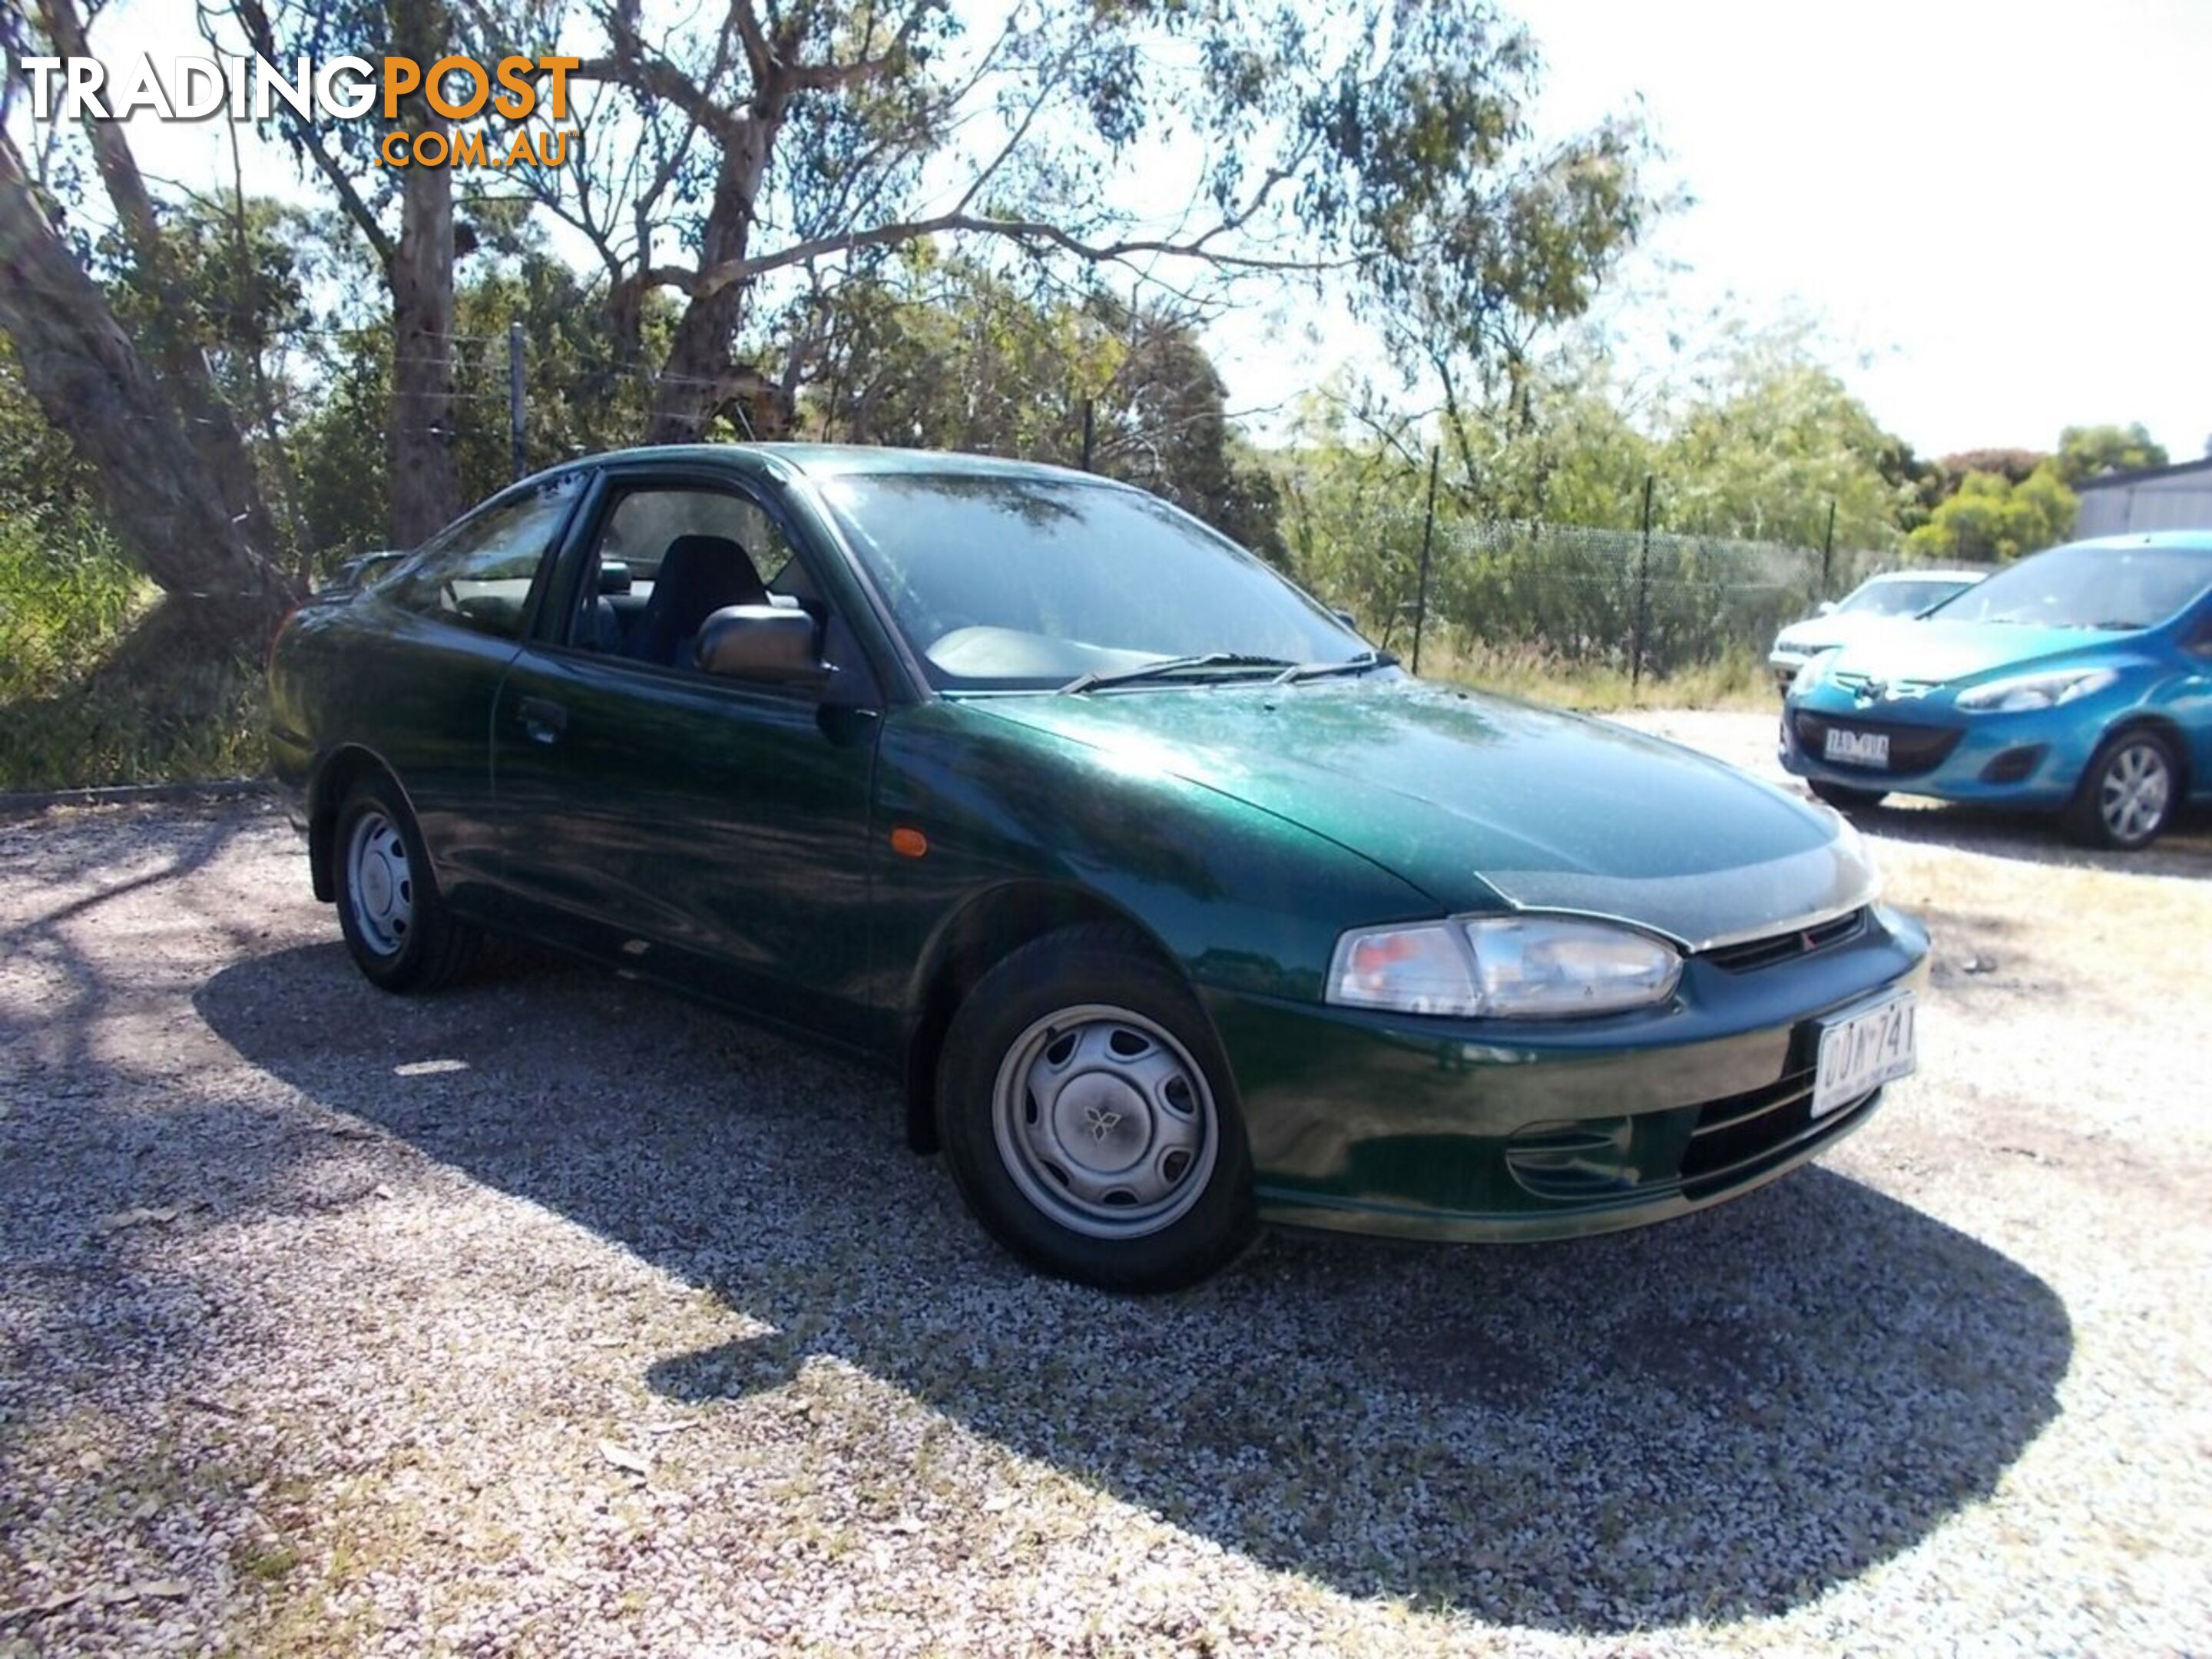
[1774,614,1920,653]
[969,677,1874,950]
[1813,620,2129,685]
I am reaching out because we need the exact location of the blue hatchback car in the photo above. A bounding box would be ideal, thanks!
[1781,532,2212,849]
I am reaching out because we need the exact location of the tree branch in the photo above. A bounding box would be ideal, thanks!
[222,0,396,269]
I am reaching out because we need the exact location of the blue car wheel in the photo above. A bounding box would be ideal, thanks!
[2063,727,2180,851]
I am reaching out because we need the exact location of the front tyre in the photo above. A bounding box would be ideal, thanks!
[2064,728,2177,850]
[333,774,482,992]
[935,926,1256,1291]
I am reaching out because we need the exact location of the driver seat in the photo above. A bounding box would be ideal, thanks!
[630,534,770,668]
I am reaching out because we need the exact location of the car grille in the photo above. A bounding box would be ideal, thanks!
[1701,908,1867,973]
[1678,1068,1831,1194]
[1791,710,1963,775]
[1504,1065,1882,1204]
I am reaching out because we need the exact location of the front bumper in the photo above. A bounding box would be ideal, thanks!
[1777,697,2092,807]
[1201,905,1929,1242]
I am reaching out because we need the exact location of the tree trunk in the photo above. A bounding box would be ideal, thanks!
[647,103,783,444]
[0,140,300,651]
[35,0,284,570]
[386,0,459,546]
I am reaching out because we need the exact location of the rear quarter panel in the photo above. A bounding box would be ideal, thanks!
[270,591,520,908]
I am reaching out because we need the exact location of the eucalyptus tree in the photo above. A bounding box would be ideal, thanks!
[478,0,1657,445]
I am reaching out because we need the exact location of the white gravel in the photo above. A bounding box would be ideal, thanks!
[2,717,2209,1656]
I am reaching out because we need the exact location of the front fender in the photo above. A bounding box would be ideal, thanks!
[866,701,1440,1013]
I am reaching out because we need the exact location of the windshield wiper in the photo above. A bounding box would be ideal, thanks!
[1272,648,1399,685]
[1059,652,1296,694]
[2088,619,2146,631]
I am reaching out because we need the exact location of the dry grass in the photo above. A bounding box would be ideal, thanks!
[1417,640,1775,714]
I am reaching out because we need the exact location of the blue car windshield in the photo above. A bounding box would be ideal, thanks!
[817,472,1364,690]
[1932,543,2212,631]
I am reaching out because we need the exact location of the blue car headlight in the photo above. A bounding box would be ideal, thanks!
[1955,667,2118,713]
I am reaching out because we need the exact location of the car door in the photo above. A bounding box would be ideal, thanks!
[486,466,886,1048]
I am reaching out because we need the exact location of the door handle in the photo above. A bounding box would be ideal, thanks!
[516,695,568,744]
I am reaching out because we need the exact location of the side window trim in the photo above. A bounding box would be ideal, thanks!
[531,469,882,707]
[541,470,816,655]
[375,471,591,641]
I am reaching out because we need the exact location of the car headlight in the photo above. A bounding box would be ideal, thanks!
[1328,916,1682,1019]
[1954,667,2118,713]
[1791,648,1842,694]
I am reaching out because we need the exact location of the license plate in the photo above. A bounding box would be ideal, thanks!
[1812,993,1916,1118]
[1823,727,1890,769]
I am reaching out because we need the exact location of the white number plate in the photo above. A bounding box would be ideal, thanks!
[1823,727,1890,769]
[1812,993,1917,1118]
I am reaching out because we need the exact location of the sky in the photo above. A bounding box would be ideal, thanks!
[39,0,2212,465]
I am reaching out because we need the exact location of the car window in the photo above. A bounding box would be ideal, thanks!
[1845,579,1973,618]
[567,485,810,671]
[380,476,583,639]
[818,472,1360,690]
[1938,543,2212,631]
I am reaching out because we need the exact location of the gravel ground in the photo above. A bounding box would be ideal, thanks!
[2,714,2208,1656]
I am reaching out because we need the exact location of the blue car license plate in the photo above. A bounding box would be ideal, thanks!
[1823,727,1890,768]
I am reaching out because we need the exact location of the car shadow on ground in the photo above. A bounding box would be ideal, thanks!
[1826,796,2212,878]
[195,942,2073,1636]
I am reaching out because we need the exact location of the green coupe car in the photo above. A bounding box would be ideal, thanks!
[270,445,1929,1289]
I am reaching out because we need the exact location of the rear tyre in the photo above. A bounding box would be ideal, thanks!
[935,926,1257,1291]
[332,774,481,992]
[2063,728,2177,851]
[1808,780,1887,811]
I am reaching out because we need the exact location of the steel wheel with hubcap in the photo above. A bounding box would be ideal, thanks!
[332,774,482,992]
[2066,729,2177,851]
[938,926,1256,1290]
[346,810,414,958]
[992,1005,1220,1241]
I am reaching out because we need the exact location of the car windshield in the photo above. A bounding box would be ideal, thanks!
[816,472,1366,690]
[1839,578,1975,618]
[1931,543,2212,631]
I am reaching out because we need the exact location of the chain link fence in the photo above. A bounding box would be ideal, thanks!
[0,501,1899,791]
[1338,516,1905,681]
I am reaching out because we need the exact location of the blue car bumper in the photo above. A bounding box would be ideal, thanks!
[1778,694,2101,808]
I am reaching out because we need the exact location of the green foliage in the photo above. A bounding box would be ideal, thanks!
[2055,422,2167,485]
[797,254,1283,555]
[1906,462,2078,564]
[1936,447,2048,488]
[1656,338,1910,553]
[0,657,265,791]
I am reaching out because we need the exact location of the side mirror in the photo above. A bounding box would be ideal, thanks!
[1333,608,1363,633]
[598,559,632,595]
[1814,600,1838,617]
[695,604,829,686]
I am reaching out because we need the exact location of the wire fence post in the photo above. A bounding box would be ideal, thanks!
[1820,497,1836,600]
[1411,445,1440,676]
[1632,472,1654,690]
[507,322,526,481]
[1080,399,1095,472]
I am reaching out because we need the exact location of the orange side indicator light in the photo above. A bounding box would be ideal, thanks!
[889,826,929,859]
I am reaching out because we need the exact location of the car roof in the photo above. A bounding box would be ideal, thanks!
[567,442,1124,489]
